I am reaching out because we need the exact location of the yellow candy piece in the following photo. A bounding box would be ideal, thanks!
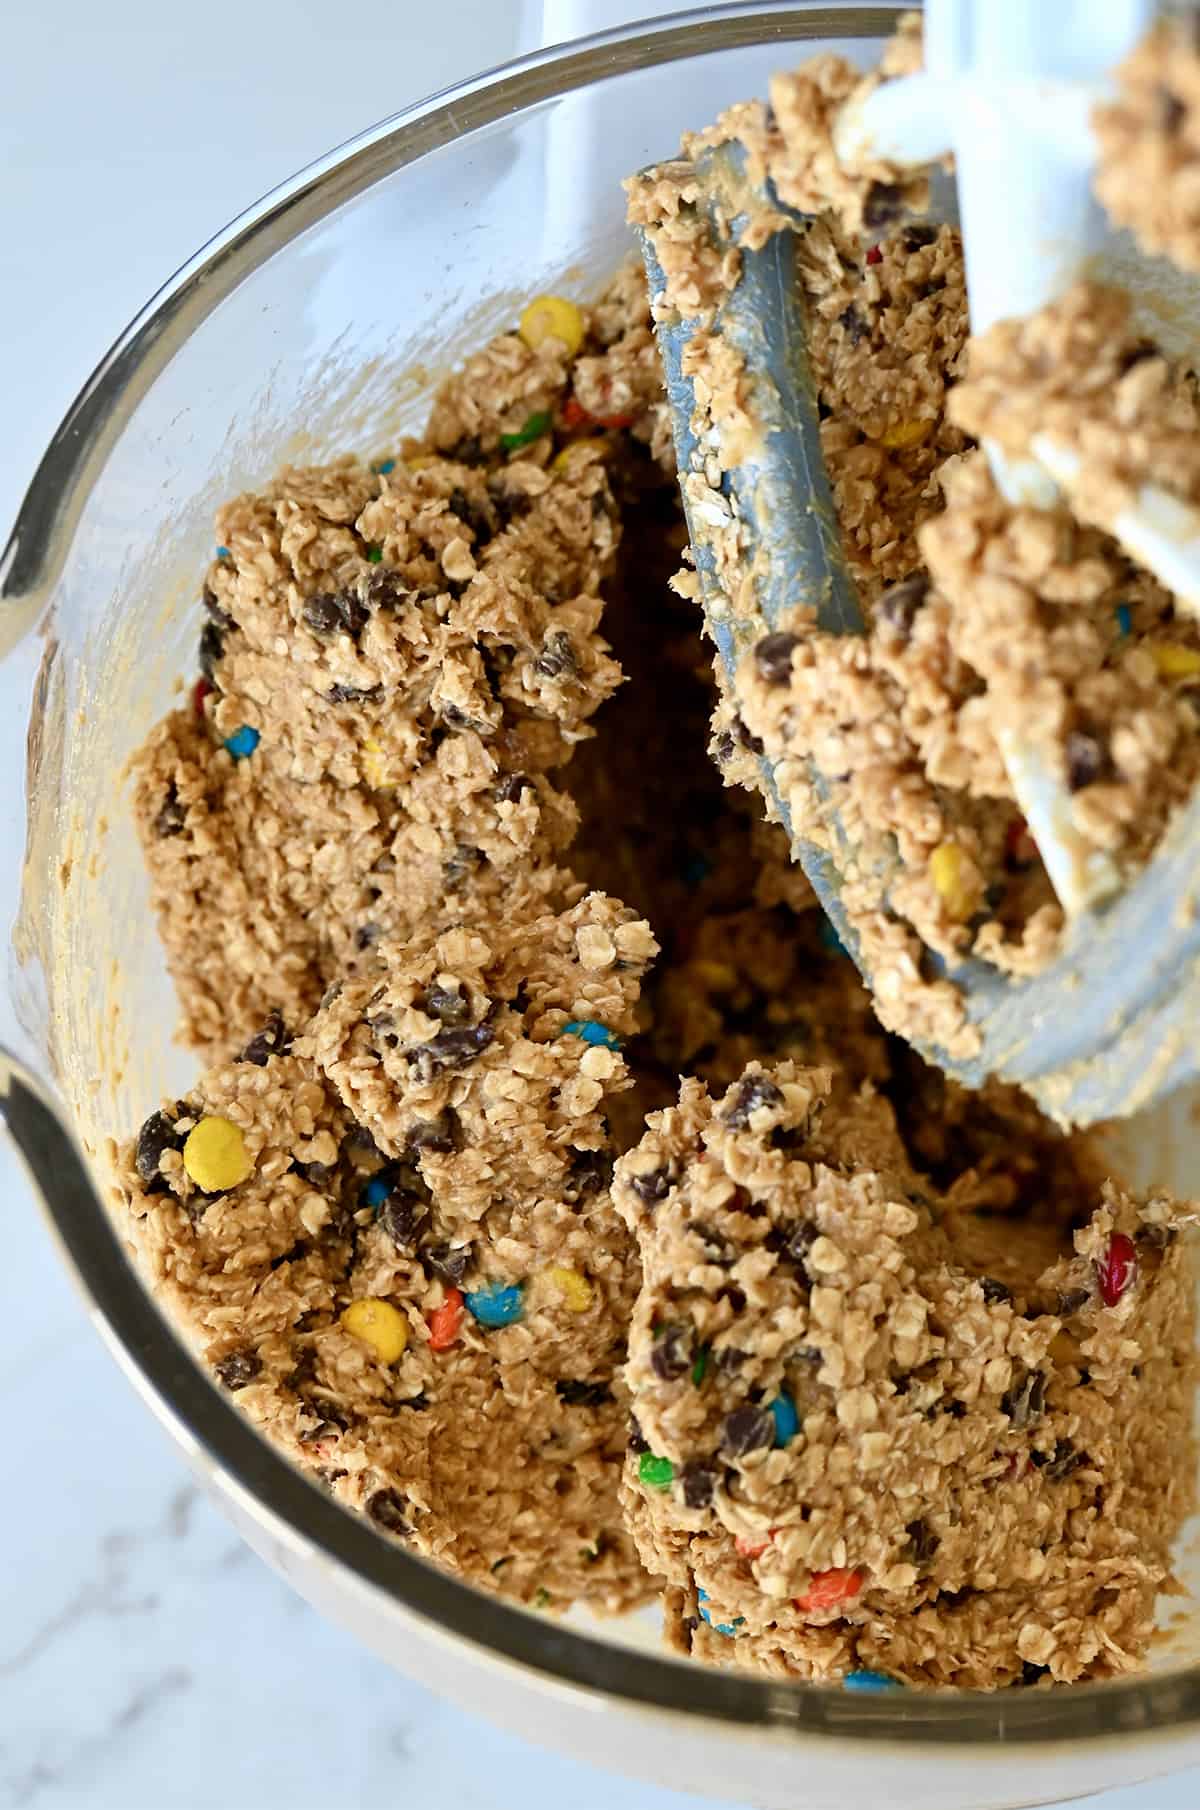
[929,840,979,923]
[552,437,609,474]
[406,453,437,470]
[544,1265,594,1313]
[880,418,933,451]
[362,736,394,792]
[1151,641,1200,678]
[182,1116,253,1192]
[341,1298,410,1363]
[519,294,585,359]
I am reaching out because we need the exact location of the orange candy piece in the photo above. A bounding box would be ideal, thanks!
[794,1567,864,1614]
[427,1287,465,1352]
[735,1533,772,1559]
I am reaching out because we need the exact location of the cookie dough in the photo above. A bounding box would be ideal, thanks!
[614,1061,1195,1686]
[1094,15,1200,273]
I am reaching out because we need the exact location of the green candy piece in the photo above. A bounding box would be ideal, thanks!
[691,1344,709,1387]
[366,545,384,563]
[639,1452,675,1490]
[500,409,552,451]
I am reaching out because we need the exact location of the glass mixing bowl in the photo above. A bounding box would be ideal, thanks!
[3,6,1200,1806]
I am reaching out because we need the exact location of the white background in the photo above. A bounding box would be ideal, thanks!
[1,3,1197,1806]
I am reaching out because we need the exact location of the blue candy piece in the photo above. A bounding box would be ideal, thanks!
[362,1175,392,1209]
[1115,602,1133,638]
[224,725,260,760]
[561,1019,621,1049]
[373,458,396,475]
[768,1390,800,1447]
[216,545,231,559]
[696,1590,744,1636]
[843,1670,900,1693]
[818,918,847,957]
[465,1282,524,1328]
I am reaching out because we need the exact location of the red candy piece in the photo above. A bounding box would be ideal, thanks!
[866,244,882,265]
[794,1566,864,1614]
[192,678,212,718]
[735,1531,773,1559]
[561,395,590,430]
[427,1287,465,1351]
[1097,1232,1137,1308]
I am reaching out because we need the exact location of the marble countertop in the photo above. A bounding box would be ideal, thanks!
[2,5,1199,1806]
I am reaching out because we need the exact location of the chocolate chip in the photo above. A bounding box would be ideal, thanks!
[878,573,929,636]
[326,682,383,704]
[732,714,765,757]
[721,1404,775,1458]
[303,586,369,638]
[240,1009,290,1066]
[366,1489,412,1537]
[410,1022,494,1077]
[1043,1438,1087,1482]
[363,568,417,611]
[440,702,487,734]
[555,1378,615,1407]
[1156,85,1187,133]
[354,922,382,951]
[1136,1222,1177,1250]
[723,1073,784,1129]
[565,1148,614,1201]
[1064,730,1110,792]
[447,486,497,541]
[424,1241,472,1285]
[863,181,904,229]
[713,730,736,765]
[837,305,868,346]
[198,620,225,680]
[135,1109,184,1187]
[793,1344,822,1365]
[346,1124,382,1163]
[154,783,186,839]
[980,1276,1012,1305]
[408,1110,459,1156]
[215,1349,261,1391]
[688,1220,734,1264]
[1017,1662,1049,1688]
[721,1285,747,1315]
[629,1164,672,1205]
[754,632,801,687]
[379,1191,430,1252]
[495,772,534,803]
[202,586,234,632]
[783,1220,819,1272]
[904,1516,939,1565]
[533,631,578,679]
[628,1415,650,1455]
[651,1322,696,1381]
[1002,1368,1047,1428]
[715,1346,748,1373]
[1056,1286,1092,1315]
[681,1461,716,1508]
[902,222,939,252]
[421,982,471,1026]
[443,845,482,888]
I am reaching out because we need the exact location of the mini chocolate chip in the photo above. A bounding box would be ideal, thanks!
[440,702,485,733]
[1064,730,1110,792]
[878,572,929,636]
[754,632,801,687]
[292,1158,336,1187]
[721,1285,747,1315]
[902,222,939,252]
[135,1109,184,1186]
[651,1322,696,1381]
[837,304,868,346]
[447,486,497,541]
[716,1346,748,1373]
[533,631,578,679]
[732,714,765,757]
[628,1415,650,1455]
[198,620,225,680]
[240,1009,290,1066]
[904,1517,939,1565]
[154,783,186,839]
[443,845,482,888]
[1056,1286,1092,1315]
[1156,85,1187,132]
[565,1148,614,1201]
[354,922,382,951]
[681,1461,716,1508]
[1002,1368,1047,1428]
[793,1344,822,1365]
[980,1276,1012,1305]
[784,1220,819,1272]
[863,181,904,229]
[1043,1438,1087,1482]
[721,1403,775,1458]
[425,1241,472,1285]
[366,1489,412,1536]
[556,1378,615,1407]
[345,1124,382,1163]
[304,592,344,635]
[495,772,534,803]
[408,1110,460,1156]
[215,1349,261,1391]
[713,730,736,765]
[410,1022,494,1077]
[723,1074,784,1129]
[202,586,234,631]
[421,982,471,1026]
[1136,1222,1177,1250]
[379,1192,430,1251]
[326,682,383,704]
[1017,1662,1049,1688]
[689,1220,734,1264]
[944,1400,967,1419]
[629,1165,672,1205]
